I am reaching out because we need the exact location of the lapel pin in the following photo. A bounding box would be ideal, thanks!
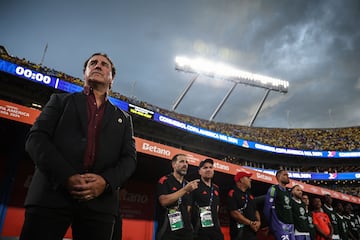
[118,118,123,124]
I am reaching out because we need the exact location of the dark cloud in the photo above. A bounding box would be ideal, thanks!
[1,0,359,128]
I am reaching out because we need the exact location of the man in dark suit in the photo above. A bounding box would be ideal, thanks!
[19,53,137,240]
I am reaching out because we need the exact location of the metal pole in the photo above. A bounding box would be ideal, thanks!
[171,74,199,111]
[248,88,271,127]
[40,43,48,66]
[209,81,238,121]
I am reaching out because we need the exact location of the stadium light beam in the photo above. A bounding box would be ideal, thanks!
[174,56,289,126]
[175,56,289,93]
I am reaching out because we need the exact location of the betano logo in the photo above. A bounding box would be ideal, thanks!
[320,189,331,195]
[310,187,319,193]
[120,192,149,204]
[256,172,272,182]
[291,182,305,190]
[213,162,230,171]
[142,142,171,157]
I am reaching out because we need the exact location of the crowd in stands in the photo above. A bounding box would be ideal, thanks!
[1,50,360,198]
[159,109,360,152]
[326,184,360,198]
[315,183,359,199]
[2,51,360,153]
[223,157,360,197]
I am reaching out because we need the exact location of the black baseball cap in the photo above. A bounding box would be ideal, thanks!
[199,158,214,168]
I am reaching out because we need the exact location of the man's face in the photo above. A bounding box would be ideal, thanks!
[312,198,322,210]
[302,195,309,206]
[84,55,113,88]
[198,162,214,180]
[291,186,303,200]
[344,204,353,214]
[324,195,332,205]
[240,176,252,189]
[173,155,188,176]
[278,171,290,185]
[336,203,344,213]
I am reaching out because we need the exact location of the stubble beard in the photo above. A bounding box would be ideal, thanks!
[282,179,290,185]
[202,176,212,182]
[177,169,187,176]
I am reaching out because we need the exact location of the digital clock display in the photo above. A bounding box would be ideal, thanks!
[15,66,52,84]
[0,58,82,93]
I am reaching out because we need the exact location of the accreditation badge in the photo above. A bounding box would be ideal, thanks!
[168,208,184,231]
[199,206,214,227]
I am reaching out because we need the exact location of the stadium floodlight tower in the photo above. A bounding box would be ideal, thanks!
[173,56,289,126]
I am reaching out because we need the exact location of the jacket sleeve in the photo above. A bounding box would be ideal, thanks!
[25,93,78,188]
[263,185,276,224]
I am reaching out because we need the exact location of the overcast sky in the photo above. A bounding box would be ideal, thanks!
[1,0,360,128]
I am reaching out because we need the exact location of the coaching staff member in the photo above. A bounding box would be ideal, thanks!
[156,154,199,240]
[227,171,261,240]
[20,53,137,240]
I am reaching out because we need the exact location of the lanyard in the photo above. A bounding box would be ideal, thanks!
[239,192,248,211]
[195,183,214,209]
[177,180,186,207]
[208,185,214,207]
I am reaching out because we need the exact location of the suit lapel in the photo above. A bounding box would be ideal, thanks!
[101,101,116,130]
[73,92,117,134]
[73,93,88,135]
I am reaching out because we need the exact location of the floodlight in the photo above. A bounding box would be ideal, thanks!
[174,56,290,126]
[175,56,289,93]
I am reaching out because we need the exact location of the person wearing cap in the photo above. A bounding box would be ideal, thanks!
[155,154,200,240]
[190,158,224,240]
[263,169,295,240]
[227,171,261,240]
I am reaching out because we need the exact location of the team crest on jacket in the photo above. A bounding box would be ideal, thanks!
[228,189,234,197]
[158,176,168,184]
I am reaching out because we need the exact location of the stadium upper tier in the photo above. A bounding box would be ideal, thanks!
[1,51,359,153]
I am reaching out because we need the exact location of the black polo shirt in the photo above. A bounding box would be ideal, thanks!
[156,174,192,239]
[227,186,257,238]
[191,180,223,238]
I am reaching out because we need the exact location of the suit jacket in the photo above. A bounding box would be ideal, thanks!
[25,91,137,215]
